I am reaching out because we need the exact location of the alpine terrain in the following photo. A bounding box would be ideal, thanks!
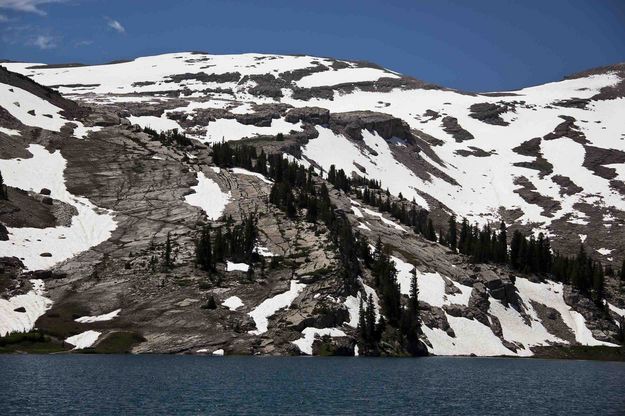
[1,52,624,357]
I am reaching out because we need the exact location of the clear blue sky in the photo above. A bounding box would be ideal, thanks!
[1,0,624,92]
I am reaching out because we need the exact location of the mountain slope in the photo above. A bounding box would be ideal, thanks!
[0,54,624,356]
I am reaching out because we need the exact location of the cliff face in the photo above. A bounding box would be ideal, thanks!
[0,54,624,356]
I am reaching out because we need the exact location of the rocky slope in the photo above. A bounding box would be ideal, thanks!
[0,54,624,356]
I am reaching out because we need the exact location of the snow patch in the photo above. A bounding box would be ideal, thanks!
[65,330,101,349]
[222,296,244,311]
[230,167,273,184]
[128,115,182,133]
[226,261,249,272]
[423,315,515,357]
[296,67,399,88]
[184,171,231,220]
[248,280,306,335]
[75,309,121,323]
[292,327,347,355]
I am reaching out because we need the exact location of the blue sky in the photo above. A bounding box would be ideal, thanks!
[0,0,624,92]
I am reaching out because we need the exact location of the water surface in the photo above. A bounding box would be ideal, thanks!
[1,356,624,415]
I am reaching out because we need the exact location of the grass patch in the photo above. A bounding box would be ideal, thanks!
[0,330,67,354]
[89,331,146,354]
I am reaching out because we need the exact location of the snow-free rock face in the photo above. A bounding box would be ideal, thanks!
[1,53,624,356]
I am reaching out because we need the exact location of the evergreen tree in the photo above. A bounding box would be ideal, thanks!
[358,296,367,342]
[213,228,225,262]
[509,230,523,269]
[365,293,377,342]
[0,170,6,200]
[592,263,605,304]
[496,221,507,263]
[425,218,437,242]
[195,226,214,272]
[458,218,470,254]
[162,232,173,271]
[409,267,420,328]
[447,214,457,252]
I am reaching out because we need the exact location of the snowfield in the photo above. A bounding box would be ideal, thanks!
[421,276,619,357]
[296,67,399,88]
[0,144,117,270]
[3,53,624,232]
[230,167,273,184]
[0,83,71,132]
[128,115,183,132]
[0,279,52,336]
[203,118,302,143]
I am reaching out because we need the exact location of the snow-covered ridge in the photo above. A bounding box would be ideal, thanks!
[9,52,621,241]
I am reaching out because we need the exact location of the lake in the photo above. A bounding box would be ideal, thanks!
[1,356,624,415]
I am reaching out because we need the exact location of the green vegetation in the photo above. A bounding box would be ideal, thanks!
[90,331,145,354]
[0,330,66,354]
[532,345,625,361]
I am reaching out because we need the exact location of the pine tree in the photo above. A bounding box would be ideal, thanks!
[213,227,225,262]
[0,170,7,200]
[409,267,420,329]
[358,296,367,341]
[196,226,214,272]
[365,293,376,342]
[447,214,457,252]
[496,221,507,263]
[163,232,173,271]
[425,218,437,242]
[458,218,469,254]
[509,230,523,269]
[592,263,605,304]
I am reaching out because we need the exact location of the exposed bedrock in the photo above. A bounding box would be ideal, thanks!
[468,102,511,126]
[441,116,474,142]
[329,111,414,142]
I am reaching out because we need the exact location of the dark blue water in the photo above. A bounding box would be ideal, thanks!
[1,356,624,415]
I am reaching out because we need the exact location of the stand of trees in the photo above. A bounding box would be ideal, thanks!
[195,214,259,274]
[357,239,422,355]
[143,127,193,148]
[442,218,609,305]
[328,165,438,241]
[210,143,424,354]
